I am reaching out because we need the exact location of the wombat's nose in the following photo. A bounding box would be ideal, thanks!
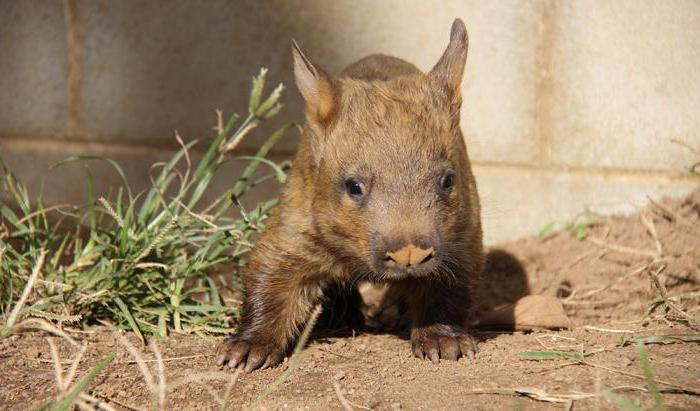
[385,245,434,268]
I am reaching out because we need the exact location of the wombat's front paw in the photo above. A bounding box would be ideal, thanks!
[215,335,285,372]
[410,325,478,363]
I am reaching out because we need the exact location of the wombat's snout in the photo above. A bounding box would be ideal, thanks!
[384,245,434,268]
[375,236,439,277]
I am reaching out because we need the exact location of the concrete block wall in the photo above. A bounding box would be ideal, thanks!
[1,0,698,244]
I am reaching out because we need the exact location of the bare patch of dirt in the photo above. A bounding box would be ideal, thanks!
[2,188,700,410]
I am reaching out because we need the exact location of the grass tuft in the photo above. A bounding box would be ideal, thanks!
[1,68,290,338]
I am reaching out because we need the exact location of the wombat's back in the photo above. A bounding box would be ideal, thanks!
[341,54,422,82]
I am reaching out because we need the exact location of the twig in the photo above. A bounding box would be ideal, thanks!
[78,393,117,411]
[463,387,592,403]
[318,347,353,360]
[93,392,147,411]
[463,384,700,402]
[640,212,663,257]
[333,380,354,411]
[647,195,700,238]
[525,361,580,375]
[646,265,698,329]
[575,264,649,300]
[647,196,680,223]
[583,326,635,334]
[122,353,210,364]
[587,237,657,259]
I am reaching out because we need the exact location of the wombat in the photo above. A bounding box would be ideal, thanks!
[216,18,484,372]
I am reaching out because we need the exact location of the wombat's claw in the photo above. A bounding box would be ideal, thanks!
[215,336,285,372]
[411,332,478,363]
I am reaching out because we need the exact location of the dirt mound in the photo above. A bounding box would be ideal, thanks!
[2,187,699,410]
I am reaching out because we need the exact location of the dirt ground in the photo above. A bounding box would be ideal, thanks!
[2,188,699,410]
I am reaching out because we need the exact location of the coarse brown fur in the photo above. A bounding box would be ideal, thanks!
[215,19,484,372]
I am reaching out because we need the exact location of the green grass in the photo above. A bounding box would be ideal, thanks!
[538,216,598,240]
[0,68,290,339]
[602,343,665,411]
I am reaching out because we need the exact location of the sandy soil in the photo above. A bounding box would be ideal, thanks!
[2,188,699,410]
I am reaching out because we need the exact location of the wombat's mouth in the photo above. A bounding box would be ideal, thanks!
[375,257,441,280]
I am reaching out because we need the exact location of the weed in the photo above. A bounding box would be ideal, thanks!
[0,69,290,339]
[538,216,598,240]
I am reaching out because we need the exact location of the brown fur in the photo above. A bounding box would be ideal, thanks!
[215,19,484,372]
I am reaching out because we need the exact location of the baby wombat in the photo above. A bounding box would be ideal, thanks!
[216,18,484,372]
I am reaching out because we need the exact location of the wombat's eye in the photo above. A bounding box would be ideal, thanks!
[440,169,456,191]
[344,178,364,199]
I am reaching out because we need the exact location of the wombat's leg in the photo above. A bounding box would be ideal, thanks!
[401,280,477,363]
[356,282,408,330]
[215,260,326,372]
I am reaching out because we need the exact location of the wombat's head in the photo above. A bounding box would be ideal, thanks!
[293,19,479,281]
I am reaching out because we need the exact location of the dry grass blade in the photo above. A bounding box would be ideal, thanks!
[65,343,89,392]
[583,326,636,334]
[580,360,698,394]
[245,304,324,411]
[116,333,156,393]
[53,351,117,411]
[15,318,79,346]
[333,380,355,411]
[463,387,592,403]
[645,265,699,330]
[93,392,145,411]
[77,393,117,411]
[47,337,66,391]
[640,212,663,257]
[3,249,47,334]
[218,365,244,411]
[587,237,657,259]
[150,341,166,410]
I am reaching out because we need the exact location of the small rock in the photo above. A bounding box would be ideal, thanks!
[334,371,346,381]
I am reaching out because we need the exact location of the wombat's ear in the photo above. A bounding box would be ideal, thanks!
[291,40,337,124]
[429,18,469,101]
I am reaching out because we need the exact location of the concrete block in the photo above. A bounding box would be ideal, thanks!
[475,165,698,244]
[273,0,541,164]
[0,1,68,136]
[78,0,301,151]
[547,0,700,172]
[77,0,540,161]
